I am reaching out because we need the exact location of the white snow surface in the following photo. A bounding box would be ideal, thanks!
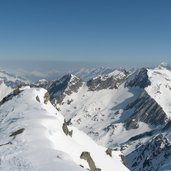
[58,82,150,147]
[0,80,13,101]
[0,87,129,171]
[146,67,171,118]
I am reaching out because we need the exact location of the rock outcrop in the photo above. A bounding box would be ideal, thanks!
[9,128,25,137]
[0,88,22,105]
[62,120,73,137]
[80,152,101,171]
[125,68,151,88]
[87,69,128,91]
[105,148,112,157]
[125,134,171,171]
[44,92,50,104]
[48,74,83,104]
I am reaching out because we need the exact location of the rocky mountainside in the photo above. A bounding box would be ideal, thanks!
[0,87,128,171]
[45,63,171,171]
[125,133,171,171]
[87,69,128,91]
[48,74,83,105]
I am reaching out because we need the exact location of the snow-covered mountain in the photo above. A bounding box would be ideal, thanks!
[73,67,118,81]
[0,70,29,101]
[46,63,171,171]
[48,74,83,105]
[0,70,28,85]
[1,63,171,171]
[0,87,128,171]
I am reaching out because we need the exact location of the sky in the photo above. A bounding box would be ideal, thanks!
[0,0,171,67]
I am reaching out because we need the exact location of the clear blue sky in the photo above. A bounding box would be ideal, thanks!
[0,0,171,66]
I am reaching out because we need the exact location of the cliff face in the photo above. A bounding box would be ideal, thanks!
[125,68,151,88]
[125,90,168,130]
[48,74,83,104]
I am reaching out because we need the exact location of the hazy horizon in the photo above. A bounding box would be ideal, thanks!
[0,59,169,81]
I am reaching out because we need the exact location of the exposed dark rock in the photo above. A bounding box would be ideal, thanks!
[62,120,73,137]
[9,128,25,137]
[125,134,171,171]
[80,151,101,171]
[162,120,171,132]
[4,80,27,89]
[13,88,20,95]
[103,124,116,132]
[105,148,112,157]
[126,119,139,129]
[120,154,127,166]
[0,141,12,147]
[125,68,151,88]
[129,130,155,141]
[66,118,72,125]
[87,70,128,91]
[80,165,84,168]
[125,90,167,130]
[44,92,50,104]
[67,99,73,105]
[87,76,117,91]
[48,74,83,104]
[0,88,23,105]
[68,130,73,137]
[36,95,40,102]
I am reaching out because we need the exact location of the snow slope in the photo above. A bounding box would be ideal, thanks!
[0,87,128,171]
[146,66,171,118]
[57,81,150,147]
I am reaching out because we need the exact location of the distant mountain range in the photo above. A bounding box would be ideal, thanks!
[0,62,171,171]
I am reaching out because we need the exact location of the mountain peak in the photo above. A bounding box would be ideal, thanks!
[60,73,79,82]
[48,74,83,104]
[157,62,170,69]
